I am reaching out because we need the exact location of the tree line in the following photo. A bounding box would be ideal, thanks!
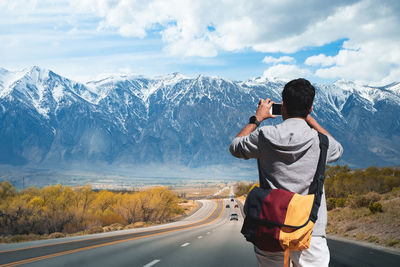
[325,165,400,197]
[324,165,400,211]
[0,182,184,237]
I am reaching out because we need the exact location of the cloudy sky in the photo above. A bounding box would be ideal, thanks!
[0,0,399,84]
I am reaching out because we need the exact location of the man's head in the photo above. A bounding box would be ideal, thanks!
[282,78,315,119]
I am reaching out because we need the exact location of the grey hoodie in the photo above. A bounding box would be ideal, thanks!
[230,118,343,236]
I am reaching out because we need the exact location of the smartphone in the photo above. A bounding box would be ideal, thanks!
[271,103,282,116]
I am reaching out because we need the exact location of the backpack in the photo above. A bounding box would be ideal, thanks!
[241,132,328,267]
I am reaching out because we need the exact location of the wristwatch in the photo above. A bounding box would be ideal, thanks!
[249,116,261,127]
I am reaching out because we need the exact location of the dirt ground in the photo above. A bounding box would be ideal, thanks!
[327,195,400,250]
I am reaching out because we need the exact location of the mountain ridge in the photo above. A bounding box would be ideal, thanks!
[1,66,399,176]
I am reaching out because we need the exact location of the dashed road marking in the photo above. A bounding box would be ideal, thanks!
[206,232,211,235]
[181,243,190,247]
[143,259,160,267]
[197,236,203,239]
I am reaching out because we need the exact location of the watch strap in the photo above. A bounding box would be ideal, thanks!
[249,116,260,127]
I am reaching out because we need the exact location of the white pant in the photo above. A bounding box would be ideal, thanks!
[254,236,330,267]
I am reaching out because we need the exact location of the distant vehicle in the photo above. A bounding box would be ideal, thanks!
[234,204,239,208]
[230,213,238,221]
[226,204,230,208]
[231,198,234,202]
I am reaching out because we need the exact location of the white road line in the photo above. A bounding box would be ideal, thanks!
[143,259,160,267]
[197,236,203,239]
[181,242,190,247]
[206,232,211,235]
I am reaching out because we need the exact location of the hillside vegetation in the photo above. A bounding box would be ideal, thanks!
[324,165,400,249]
[0,182,184,242]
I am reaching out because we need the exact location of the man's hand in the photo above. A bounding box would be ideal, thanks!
[305,114,331,136]
[255,98,276,122]
[235,98,276,137]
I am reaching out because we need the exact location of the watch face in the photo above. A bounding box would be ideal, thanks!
[249,116,260,126]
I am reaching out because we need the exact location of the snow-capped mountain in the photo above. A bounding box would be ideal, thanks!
[1,66,399,172]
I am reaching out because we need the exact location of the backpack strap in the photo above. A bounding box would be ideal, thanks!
[308,132,329,222]
[284,248,290,267]
[257,159,268,189]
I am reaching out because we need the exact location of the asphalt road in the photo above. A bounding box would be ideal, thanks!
[328,238,400,267]
[0,198,399,267]
[0,199,256,267]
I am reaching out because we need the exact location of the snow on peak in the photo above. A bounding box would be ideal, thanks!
[157,72,189,85]
[0,67,9,75]
[0,67,30,97]
[23,66,50,82]
[385,82,400,96]
[2,66,400,117]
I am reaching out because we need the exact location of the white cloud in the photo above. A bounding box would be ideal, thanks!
[67,0,359,56]
[305,54,336,67]
[263,56,295,64]
[66,0,400,83]
[1,0,400,83]
[314,39,400,83]
[263,64,312,81]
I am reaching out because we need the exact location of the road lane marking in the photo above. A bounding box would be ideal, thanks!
[143,259,160,267]
[197,236,203,239]
[181,243,190,247]
[0,200,225,267]
[206,232,210,235]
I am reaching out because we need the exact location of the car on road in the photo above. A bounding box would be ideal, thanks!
[234,204,239,208]
[226,204,230,208]
[231,198,234,202]
[230,213,238,221]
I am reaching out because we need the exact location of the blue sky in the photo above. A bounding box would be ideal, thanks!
[0,0,399,85]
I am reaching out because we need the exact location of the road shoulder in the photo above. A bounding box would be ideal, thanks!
[327,234,400,256]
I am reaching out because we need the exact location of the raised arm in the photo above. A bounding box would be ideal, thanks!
[236,98,275,137]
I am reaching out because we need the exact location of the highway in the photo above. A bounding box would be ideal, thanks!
[0,199,256,267]
[0,198,399,267]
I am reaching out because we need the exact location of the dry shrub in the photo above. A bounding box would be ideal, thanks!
[49,232,66,239]
[124,224,137,229]
[344,223,357,232]
[336,198,346,208]
[389,187,400,198]
[132,222,145,228]
[385,237,399,247]
[87,226,103,234]
[366,235,380,243]
[368,202,383,213]
[347,192,381,208]
[327,198,346,210]
[108,223,125,231]
[327,198,336,211]
[100,210,127,226]
[365,192,381,202]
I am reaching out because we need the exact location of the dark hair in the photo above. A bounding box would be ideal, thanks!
[282,78,315,118]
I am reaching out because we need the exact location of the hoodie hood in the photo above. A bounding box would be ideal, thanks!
[260,118,317,163]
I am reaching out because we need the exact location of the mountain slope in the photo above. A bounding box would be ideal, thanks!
[0,66,399,173]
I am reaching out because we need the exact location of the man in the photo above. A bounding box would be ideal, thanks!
[230,78,343,267]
